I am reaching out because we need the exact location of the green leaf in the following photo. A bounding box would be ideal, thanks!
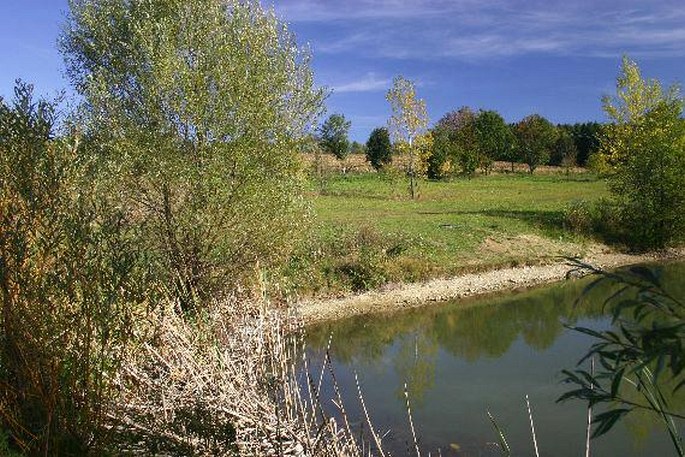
[591,409,632,438]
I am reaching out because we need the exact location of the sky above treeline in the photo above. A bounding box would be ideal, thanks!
[1,0,684,142]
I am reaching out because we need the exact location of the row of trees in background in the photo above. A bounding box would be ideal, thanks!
[315,109,601,179]
[367,108,601,178]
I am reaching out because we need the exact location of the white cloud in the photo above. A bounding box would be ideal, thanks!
[273,1,685,60]
[271,0,488,23]
[333,73,391,93]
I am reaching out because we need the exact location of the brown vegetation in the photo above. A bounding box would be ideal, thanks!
[300,153,588,176]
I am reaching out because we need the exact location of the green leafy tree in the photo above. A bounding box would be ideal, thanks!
[430,107,479,178]
[427,124,458,179]
[319,113,351,160]
[502,123,521,172]
[599,57,685,250]
[365,127,392,171]
[550,128,578,167]
[560,122,602,167]
[514,114,558,173]
[350,140,365,155]
[387,75,429,198]
[61,0,324,305]
[475,109,515,174]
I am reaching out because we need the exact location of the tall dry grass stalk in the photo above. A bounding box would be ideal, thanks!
[107,297,385,456]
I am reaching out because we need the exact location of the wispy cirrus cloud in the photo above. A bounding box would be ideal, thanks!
[272,0,489,23]
[273,0,685,60]
[332,73,391,93]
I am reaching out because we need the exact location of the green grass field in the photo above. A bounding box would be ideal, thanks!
[286,171,610,296]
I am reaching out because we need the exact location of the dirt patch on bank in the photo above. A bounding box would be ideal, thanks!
[477,234,583,260]
[296,246,685,325]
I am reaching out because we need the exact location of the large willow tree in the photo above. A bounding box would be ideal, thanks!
[61,0,325,304]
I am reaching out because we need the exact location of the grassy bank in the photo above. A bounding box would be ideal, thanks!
[285,169,611,296]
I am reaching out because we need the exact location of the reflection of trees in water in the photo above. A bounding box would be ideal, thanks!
[307,262,685,372]
[308,275,607,365]
[393,330,438,405]
[614,370,685,449]
[306,316,395,364]
[433,280,604,360]
[304,262,685,449]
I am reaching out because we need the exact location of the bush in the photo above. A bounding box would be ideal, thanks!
[564,201,595,234]
[0,82,152,454]
[282,224,415,294]
[563,199,624,243]
[601,57,685,250]
[586,152,611,176]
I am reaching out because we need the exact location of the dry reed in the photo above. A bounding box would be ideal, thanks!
[105,297,388,456]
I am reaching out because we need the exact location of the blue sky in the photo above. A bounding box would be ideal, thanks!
[1,1,684,141]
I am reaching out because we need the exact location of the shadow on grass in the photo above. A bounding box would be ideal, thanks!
[421,207,629,247]
[418,208,566,234]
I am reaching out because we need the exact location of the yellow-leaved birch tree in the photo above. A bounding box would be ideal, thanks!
[386,76,428,199]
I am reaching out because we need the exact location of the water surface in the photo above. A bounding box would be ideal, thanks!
[306,262,685,456]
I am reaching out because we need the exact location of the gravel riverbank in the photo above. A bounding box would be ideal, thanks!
[297,248,685,325]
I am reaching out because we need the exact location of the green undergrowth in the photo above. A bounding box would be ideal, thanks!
[284,171,611,297]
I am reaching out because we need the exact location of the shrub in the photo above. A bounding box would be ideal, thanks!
[564,201,595,234]
[600,57,685,250]
[282,224,415,294]
[0,82,151,454]
[563,199,624,244]
[586,151,611,176]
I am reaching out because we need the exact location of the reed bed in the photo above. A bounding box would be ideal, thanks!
[106,297,386,456]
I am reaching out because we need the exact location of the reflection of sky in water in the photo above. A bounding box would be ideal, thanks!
[305,262,685,456]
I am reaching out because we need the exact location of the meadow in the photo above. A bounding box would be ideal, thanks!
[286,159,610,296]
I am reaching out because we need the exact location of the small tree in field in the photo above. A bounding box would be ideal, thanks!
[475,109,514,174]
[365,127,392,171]
[435,107,479,177]
[515,114,558,173]
[427,124,457,179]
[600,56,685,250]
[386,75,428,199]
[319,113,351,161]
